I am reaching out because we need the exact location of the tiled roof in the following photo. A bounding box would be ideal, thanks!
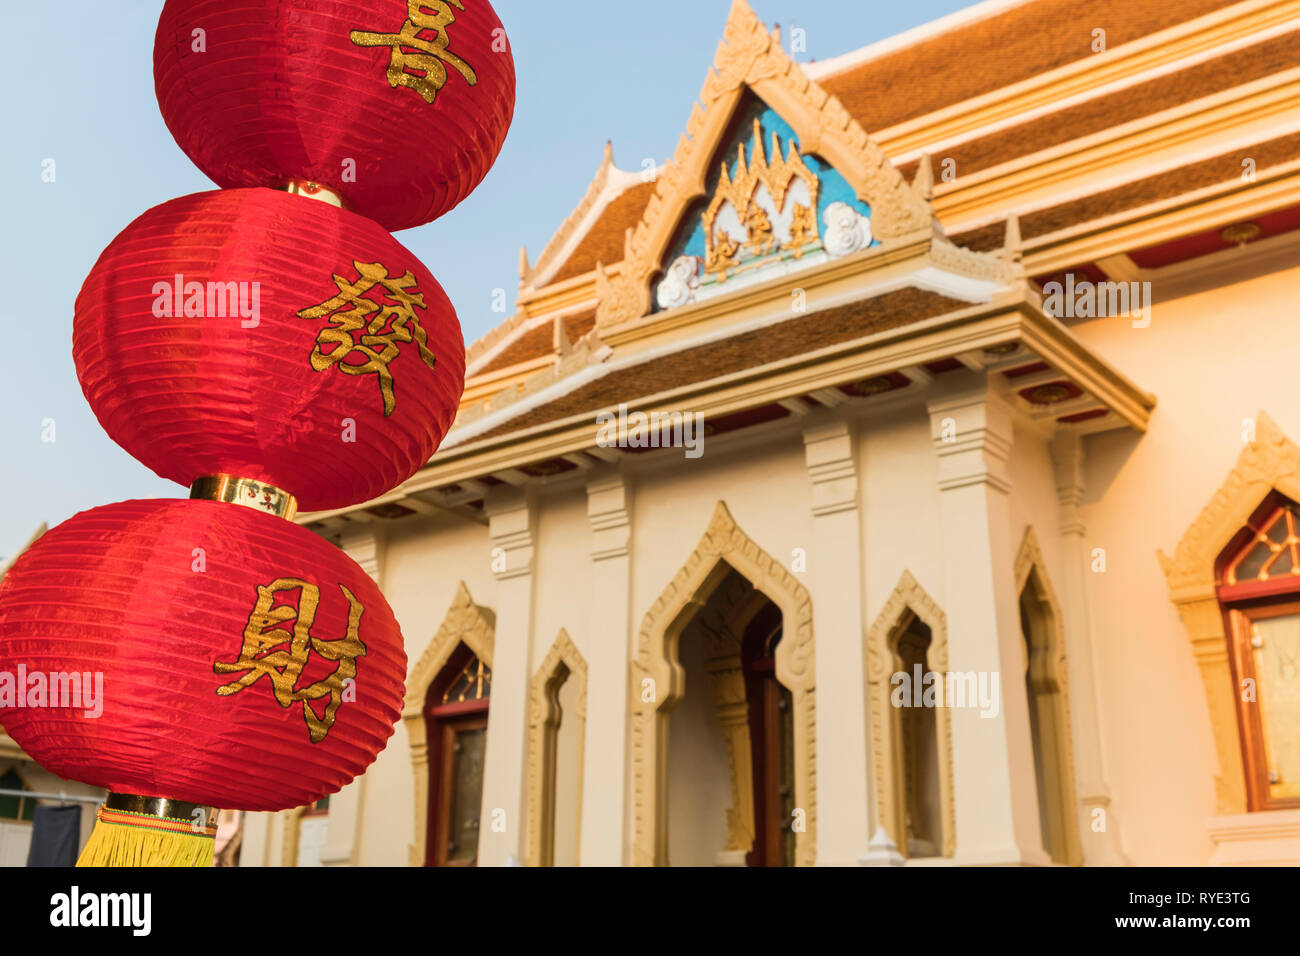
[896,28,1300,183]
[470,287,965,441]
[462,0,1293,417]
[547,180,659,284]
[951,129,1300,252]
[474,310,597,376]
[817,0,1242,134]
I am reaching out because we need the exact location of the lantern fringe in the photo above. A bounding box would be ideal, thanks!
[76,806,215,867]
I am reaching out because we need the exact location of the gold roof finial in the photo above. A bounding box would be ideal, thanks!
[912,154,934,202]
[1004,213,1023,263]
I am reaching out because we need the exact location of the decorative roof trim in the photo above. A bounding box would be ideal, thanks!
[593,0,936,330]
[448,249,1009,448]
[466,300,599,377]
[527,140,662,291]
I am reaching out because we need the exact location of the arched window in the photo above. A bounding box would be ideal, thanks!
[894,618,943,858]
[1218,492,1300,811]
[866,572,956,860]
[527,630,586,868]
[425,645,492,865]
[1019,570,1076,864]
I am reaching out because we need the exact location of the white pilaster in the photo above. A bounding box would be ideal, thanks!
[478,486,537,865]
[928,374,1049,866]
[801,411,873,864]
[581,468,633,865]
[1051,431,1129,865]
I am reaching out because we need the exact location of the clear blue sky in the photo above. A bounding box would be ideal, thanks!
[0,0,973,559]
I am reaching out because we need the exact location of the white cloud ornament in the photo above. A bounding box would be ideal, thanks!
[656,254,703,310]
[822,201,872,258]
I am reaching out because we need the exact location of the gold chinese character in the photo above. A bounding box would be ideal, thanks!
[350,0,477,105]
[297,260,438,417]
[215,578,367,743]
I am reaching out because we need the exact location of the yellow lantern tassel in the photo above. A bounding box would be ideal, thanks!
[76,794,218,867]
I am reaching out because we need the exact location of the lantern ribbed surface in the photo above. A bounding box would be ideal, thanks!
[0,499,407,811]
[153,0,516,232]
[73,187,465,513]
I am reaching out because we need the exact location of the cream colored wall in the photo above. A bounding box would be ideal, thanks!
[242,259,1300,867]
[1070,261,1300,864]
[359,511,495,867]
[860,400,947,625]
[632,430,813,860]
[532,487,594,670]
[1006,426,1068,594]
[630,429,812,626]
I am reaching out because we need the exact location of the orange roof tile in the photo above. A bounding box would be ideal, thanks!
[471,287,964,441]
[548,181,659,284]
[819,0,1242,134]
[474,310,597,376]
[952,129,1300,252]
[896,29,1300,183]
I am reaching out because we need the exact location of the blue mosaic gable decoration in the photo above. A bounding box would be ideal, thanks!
[654,94,876,312]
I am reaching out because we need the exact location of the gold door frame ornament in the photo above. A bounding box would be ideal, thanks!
[402,582,496,866]
[630,500,816,866]
[594,0,934,328]
[525,629,588,867]
[865,571,956,858]
[1014,526,1084,866]
[1158,411,1300,814]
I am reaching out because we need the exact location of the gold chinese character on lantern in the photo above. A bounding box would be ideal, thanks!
[214,578,367,743]
[298,260,438,418]
[349,0,478,105]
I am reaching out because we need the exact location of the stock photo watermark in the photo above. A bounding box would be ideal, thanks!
[0,665,103,718]
[890,666,1001,718]
[596,403,705,459]
[152,273,261,328]
[1041,275,1151,329]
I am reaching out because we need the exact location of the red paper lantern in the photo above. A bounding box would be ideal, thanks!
[153,0,516,232]
[0,498,406,810]
[73,187,465,513]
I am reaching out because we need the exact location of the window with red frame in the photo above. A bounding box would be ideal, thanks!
[424,646,491,866]
[1217,492,1300,811]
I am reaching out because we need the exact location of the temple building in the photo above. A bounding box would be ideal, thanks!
[250,0,1300,868]
[8,0,1298,866]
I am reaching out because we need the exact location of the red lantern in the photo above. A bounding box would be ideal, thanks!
[0,498,406,811]
[153,0,516,232]
[73,187,465,513]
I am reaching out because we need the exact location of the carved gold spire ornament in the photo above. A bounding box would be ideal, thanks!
[702,119,821,283]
